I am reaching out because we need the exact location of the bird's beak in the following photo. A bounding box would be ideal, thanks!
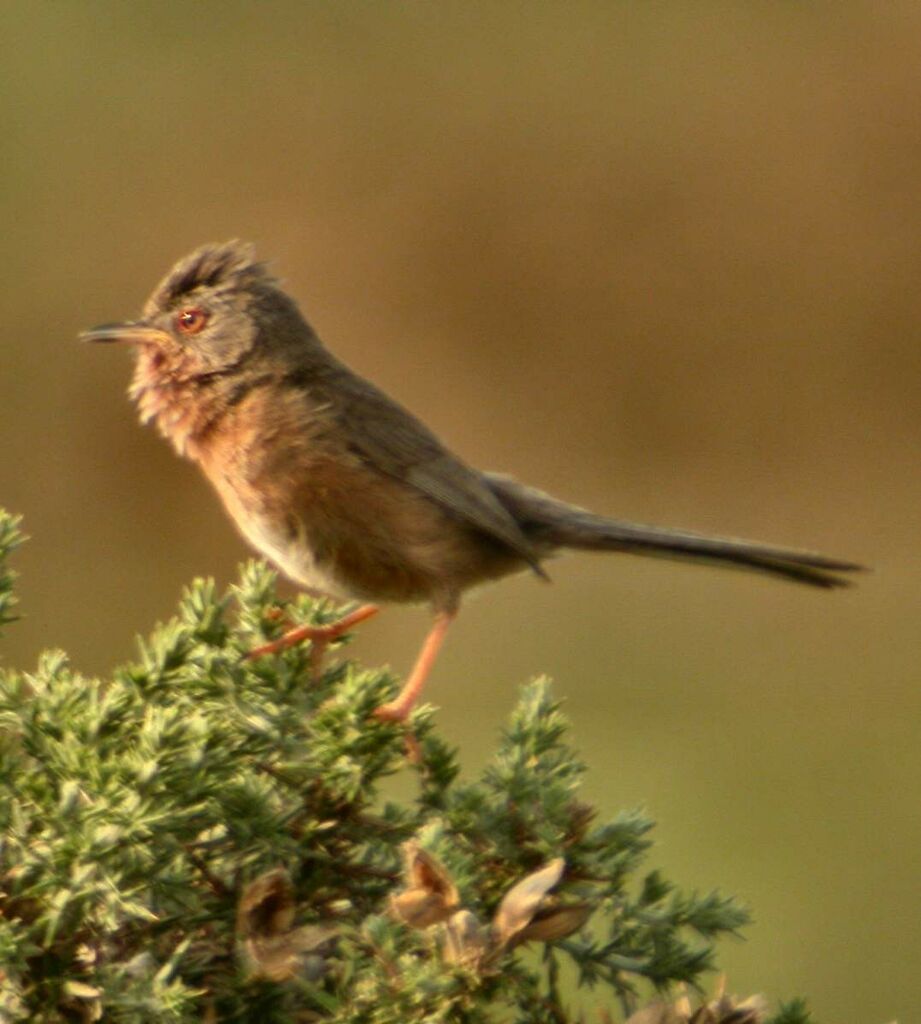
[79,321,170,345]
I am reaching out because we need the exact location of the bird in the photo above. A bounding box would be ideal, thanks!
[81,241,862,722]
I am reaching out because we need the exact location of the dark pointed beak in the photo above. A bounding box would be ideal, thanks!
[79,321,170,345]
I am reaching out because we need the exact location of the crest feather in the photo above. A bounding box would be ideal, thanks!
[144,240,275,314]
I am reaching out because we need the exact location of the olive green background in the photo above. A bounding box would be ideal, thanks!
[2,4,918,1021]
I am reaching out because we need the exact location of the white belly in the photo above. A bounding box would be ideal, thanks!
[236,513,351,599]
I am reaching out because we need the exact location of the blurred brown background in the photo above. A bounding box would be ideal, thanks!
[2,3,919,1020]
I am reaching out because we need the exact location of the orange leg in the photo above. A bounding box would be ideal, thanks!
[373,609,457,723]
[247,603,379,677]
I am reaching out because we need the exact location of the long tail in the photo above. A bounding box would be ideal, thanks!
[486,474,864,589]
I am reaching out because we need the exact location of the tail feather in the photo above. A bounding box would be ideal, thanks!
[486,474,864,590]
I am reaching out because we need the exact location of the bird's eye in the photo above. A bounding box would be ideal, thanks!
[176,308,209,335]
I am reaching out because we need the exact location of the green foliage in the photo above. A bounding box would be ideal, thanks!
[0,511,23,636]
[0,509,808,1022]
[766,999,814,1024]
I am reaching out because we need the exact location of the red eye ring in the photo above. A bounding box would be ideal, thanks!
[176,307,208,335]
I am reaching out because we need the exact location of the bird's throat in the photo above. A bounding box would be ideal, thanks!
[129,346,225,459]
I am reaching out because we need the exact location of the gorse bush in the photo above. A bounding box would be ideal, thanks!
[0,509,811,1023]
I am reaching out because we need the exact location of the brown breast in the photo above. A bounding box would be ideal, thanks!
[192,384,527,609]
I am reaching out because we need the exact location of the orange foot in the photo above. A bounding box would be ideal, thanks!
[372,608,456,724]
[248,603,379,678]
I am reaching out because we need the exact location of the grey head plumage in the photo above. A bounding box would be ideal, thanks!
[142,240,279,319]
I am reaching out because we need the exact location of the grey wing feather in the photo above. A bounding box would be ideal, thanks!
[328,371,546,574]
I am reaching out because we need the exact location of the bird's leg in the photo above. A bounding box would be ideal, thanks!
[373,609,457,723]
[247,603,380,678]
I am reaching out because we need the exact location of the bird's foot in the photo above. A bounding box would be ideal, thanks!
[371,699,412,724]
[370,608,456,727]
[372,701,423,762]
[247,603,379,679]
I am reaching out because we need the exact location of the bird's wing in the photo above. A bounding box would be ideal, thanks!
[328,371,545,574]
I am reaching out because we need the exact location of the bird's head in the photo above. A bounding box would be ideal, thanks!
[80,240,316,376]
[82,241,322,453]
